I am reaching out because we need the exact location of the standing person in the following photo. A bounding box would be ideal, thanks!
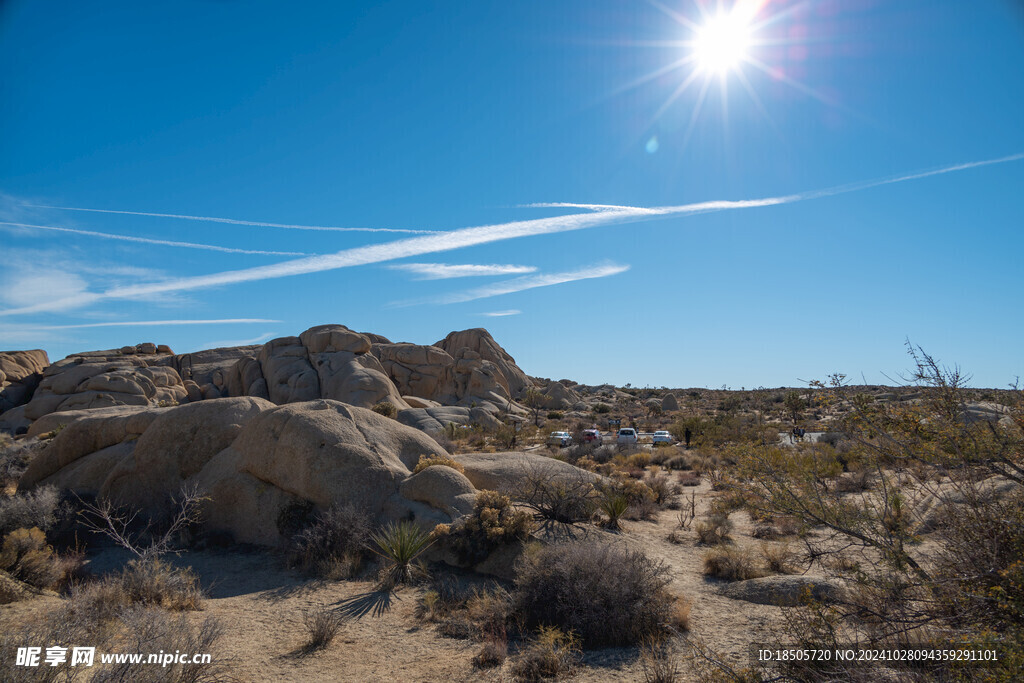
[684,427,692,449]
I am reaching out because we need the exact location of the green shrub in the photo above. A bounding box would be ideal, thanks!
[512,542,675,648]
[370,401,397,418]
[594,403,611,414]
[598,492,629,530]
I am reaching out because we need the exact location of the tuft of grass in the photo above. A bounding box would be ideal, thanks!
[370,520,435,587]
[510,626,580,682]
[118,559,204,610]
[702,546,766,582]
[695,514,733,546]
[760,542,798,575]
[302,606,344,652]
[641,639,681,683]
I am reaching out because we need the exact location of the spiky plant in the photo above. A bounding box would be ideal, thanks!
[369,520,436,587]
[599,493,629,530]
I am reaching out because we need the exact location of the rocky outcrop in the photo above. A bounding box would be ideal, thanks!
[0,350,49,416]
[21,349,188,424]
[540,381,581,410]
[18,398,475,548]
[452,451,601,493]
[398,406,503,433]
[435,328,530,399]
[174,345,262,400]
[662,393,679,412]
[719,576,846,606]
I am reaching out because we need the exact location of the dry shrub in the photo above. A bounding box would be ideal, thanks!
[695,514,732,546]
[510,626,580,682]
[0,526,80,590]
[760,542,798,574]
[514,466,597,526]
[413,454,466,475]
[702,546,765,582]
[302,606,344,652]
[670,595,692,632]
[627,451,652,469]
[474,635,508,669]
[288,503,372,579]
[450,490,534,564]
[0,486,61,538]
[677,471,701,487]
[117,559,203,610]
[834,469,873,493]
[512,541,674,648]
[643,470,680,508]
[641,639,681,683]
[624,496,659,522]
[370,400,397,418]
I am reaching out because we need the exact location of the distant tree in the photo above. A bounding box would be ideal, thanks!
[523,388,545,427]
[783,390,807,425]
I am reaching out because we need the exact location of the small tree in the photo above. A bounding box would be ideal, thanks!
[522,388,546,427]
[783,390,806,425]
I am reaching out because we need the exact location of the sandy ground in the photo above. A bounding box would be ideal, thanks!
[1,478,813,682]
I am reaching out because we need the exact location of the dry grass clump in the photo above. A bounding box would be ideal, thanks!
[473,633,508,669]
[370,400,397,418]
[640,639,682,683]
[760,542,798,574]
[677,471,701,487]
[449,490,534,564]
[695,513,733,545]
[702,546,766,582]
[512,541,676,648]
[751,515,800,540]
[288,503,372,579]
[301,605,344,652]
[510,626,580,682]
[413,453,467,475]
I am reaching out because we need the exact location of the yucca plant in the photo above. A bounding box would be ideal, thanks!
[599,493,629,530]
[369,520,436,587]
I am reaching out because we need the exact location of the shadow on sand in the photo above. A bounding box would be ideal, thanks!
[333,588,398,619]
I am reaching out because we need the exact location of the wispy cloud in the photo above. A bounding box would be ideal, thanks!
[388,263,538,279]
[191,332,277,351]
[420,263,630,305]
[21,203,437,234]
[481,310,522,317]
[1,153,1020,317]
[0,221,314,256]
[17,318,280,330]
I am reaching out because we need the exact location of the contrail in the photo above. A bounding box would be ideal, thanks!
[20,318,280,330]
[2,152,1020,317]
[422,263,631,305]
[22,204,438,234]
[481,310,522,317]
[0,221,314,256]
[388,263,538,279]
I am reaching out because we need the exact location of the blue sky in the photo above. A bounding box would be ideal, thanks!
[1,0,1022,388]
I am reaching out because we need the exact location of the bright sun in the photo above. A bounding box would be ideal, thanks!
[693,13,752,74]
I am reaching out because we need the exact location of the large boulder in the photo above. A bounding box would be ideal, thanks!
[0,350,50,416]
[662,393,680,412]
[540,381,580,410]
[719,576,846,606]
[193,400,459,545]
[452,452,601,493]
[398,406,502,433]
[100,397,273,511]
[434,329,530,398]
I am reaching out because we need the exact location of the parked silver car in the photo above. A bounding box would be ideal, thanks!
[547,431,573,447]
[652,430,673,446]
[616,428,638,445]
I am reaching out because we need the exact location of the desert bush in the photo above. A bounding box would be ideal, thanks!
[474,635,508,669]
[0,526,65,589]
[449,489,534,563]
[677,471,701,487]
[664,455,692,471]
[514,465,597,526]
[643,470,680,508]
[370,520,435,587]
[117,558,204,610]
[413,453,466,475]
[370,400,397,418]
[512,541,675,648]
[760,542,798,574]
[594,403,611,414]
[702,546,765,581]
[289,503,373,579]
[0,485,61,538]
[510,626,580,682]
[695,514,732,545]
[624,496,659,522]
[302,605,344,652]
[833,469,873,493]
[641,640,681,683]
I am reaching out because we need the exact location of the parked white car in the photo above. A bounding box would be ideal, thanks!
[616,428,638,445]
[652,430,673,446]
[547,431,573,447]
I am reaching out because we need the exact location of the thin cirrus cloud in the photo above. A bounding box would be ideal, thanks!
[0,221,315,256]
[1,152,1021,318]
[415,263,631,306]
[481,310,522,317]
[22,203,438,234]
[388,263,538,279]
